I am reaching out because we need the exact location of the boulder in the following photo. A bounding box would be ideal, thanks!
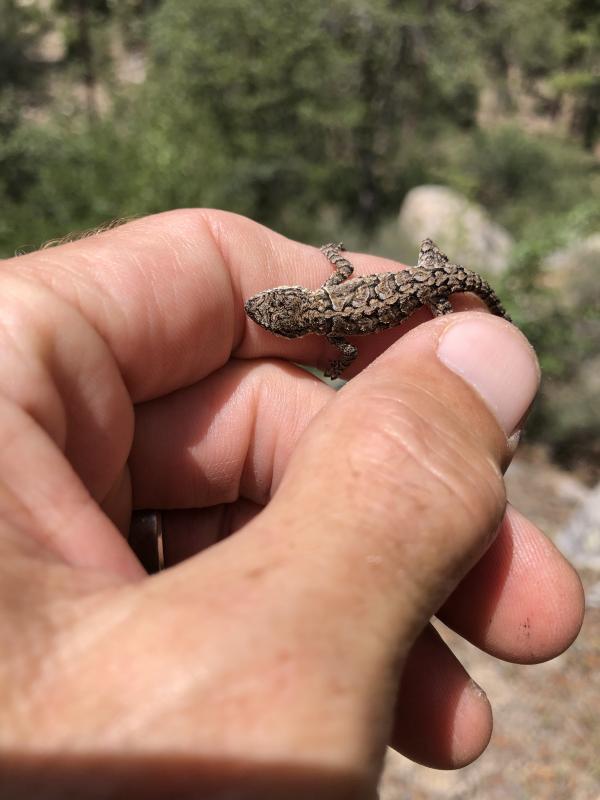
[398,185,514,275]
[542,233,600,308]
[556,483,600,573]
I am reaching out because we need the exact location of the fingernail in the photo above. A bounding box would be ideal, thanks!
[437,316,540,436]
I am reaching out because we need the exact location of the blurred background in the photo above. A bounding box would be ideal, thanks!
[1,0,599,796]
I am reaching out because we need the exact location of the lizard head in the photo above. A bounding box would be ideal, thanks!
[245,286,312,338]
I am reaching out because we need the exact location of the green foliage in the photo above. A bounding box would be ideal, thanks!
[3,0,599,248]
[0,0,48,94]
[433,125,600,234]
[0,0,50,247]
[478,0,572,78]
[498,207,600,467]
[134,0,494,232]
[138,0,334,232]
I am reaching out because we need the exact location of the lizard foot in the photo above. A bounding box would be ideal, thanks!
[324,361,344,380]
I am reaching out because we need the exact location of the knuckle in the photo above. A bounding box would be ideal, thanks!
[336,388,506,543]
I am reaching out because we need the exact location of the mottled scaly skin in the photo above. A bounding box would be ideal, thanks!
[245,238,511,379]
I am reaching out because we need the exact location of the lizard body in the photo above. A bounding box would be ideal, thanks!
[245,238,511,379]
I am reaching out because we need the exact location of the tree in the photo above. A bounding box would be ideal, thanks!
[559,0,600,149]
[0,0,48,95]
[139,0,486,234]
[2,0,598,256]
[0,0,49,208]
[53,0,114,118]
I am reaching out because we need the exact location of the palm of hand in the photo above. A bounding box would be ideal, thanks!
[0,210,583,798]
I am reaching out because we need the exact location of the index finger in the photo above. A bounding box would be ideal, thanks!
[6,209,418,401]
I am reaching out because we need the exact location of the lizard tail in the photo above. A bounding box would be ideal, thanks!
[464,271,512,322]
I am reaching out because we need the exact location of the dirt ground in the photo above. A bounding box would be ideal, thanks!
[380,447,600,800]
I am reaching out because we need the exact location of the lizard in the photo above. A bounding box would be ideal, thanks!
[244,238,512,380]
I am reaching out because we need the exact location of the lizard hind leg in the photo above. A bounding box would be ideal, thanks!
[427,297,454,317]
[324,335,358,380]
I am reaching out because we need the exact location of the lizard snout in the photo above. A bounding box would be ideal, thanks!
[244,296,257,321]
[244,291,270,329]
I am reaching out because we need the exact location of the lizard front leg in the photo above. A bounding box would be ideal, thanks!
[320,242,355,287]
[324,335,358,380]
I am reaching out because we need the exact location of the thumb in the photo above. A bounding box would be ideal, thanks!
[276,312,539,643]
[231,312,539,780]
[97,312,538,798]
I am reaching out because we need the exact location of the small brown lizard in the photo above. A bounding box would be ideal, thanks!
[245,238,511,379]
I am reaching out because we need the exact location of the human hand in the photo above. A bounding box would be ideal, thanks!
[0,211,583,798]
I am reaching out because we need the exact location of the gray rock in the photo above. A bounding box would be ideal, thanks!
[585,579,600,609]
[556,483,600,572]
[542,233,600,308]
[398,185,514,275]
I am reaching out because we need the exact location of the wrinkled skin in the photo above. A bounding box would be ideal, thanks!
[0,210,583,799]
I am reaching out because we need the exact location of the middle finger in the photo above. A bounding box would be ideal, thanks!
[128,358,581,665]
